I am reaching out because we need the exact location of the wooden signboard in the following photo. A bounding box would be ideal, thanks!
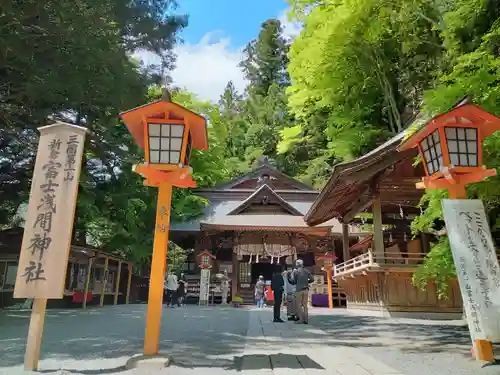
[199,268,211,305]
[14,122,88,299]
[443,199,500,341]
[13,122,88,371]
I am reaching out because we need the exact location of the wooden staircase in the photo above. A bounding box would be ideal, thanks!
[239,287,255,305]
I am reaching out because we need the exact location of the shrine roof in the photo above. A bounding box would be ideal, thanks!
[199,214,366,235]
[170,200,316,232]
[304,131,423,227]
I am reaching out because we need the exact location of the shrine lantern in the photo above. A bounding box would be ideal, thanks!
[317,252,337,270]
[398,99,500,196]
[198,250,215,269]
[316,252,337,309]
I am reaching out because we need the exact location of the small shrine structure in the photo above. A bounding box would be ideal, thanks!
[304,133,463,318]
[170,158,366,305]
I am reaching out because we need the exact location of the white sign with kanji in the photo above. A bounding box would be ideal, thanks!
[199,268,211,305]
[442,199,500,341]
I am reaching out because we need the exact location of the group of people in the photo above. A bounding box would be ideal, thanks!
[254,259,314,324]
[164,271,187,307]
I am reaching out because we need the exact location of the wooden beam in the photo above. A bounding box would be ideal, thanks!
[372,197,385,262]
[113,260,122,305]
[342,224,349,262]
[82,257,94,309]
[343,149,417,183]
[342,193,373,223]
[125,263,133,304]
[100,256,109,307]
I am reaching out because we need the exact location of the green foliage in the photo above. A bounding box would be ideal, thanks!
[412,237,456,299]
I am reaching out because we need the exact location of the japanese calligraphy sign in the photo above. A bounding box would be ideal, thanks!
[442,199,500,341]
[14,122,88,299]
[199,268,211,305]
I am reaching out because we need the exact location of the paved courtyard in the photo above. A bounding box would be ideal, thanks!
[0,305,499,375]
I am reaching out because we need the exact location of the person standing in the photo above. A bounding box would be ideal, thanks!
[254,275,265,308]
[290,259,313,324]
[177,272,187,307]
[271,269,284,322]
[283,265,297,321]
[165,271,178,307]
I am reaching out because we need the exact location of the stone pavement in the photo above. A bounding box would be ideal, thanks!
[0,305,499,375]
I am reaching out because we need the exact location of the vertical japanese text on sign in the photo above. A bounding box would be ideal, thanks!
[23,138,62,283]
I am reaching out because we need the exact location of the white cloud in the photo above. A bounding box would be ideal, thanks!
[136,32,247,103]
[278,9,303,40]
[172,32,248,103]
[135,8,303,103]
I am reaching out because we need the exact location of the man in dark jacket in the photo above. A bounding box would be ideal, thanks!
[271,269,285,323]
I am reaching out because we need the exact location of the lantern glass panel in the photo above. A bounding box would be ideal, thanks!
[147,123,185,165]
[445,127,478,167]
[420,130,443,175]
[202,255,209,264]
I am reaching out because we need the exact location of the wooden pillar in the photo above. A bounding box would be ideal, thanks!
[24,298,47,370]
[231,252,238,299]
[82,257,94,309]
[372,197,385,262]
[113,260,122,305]
[342,223,349,263]
[100,256,109,307]
[326,267,333,309]
[125,263,133,304]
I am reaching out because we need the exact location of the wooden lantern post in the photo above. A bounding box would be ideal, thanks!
[399,98,500,362]
[316,252,337,309]
[120,90,208,357]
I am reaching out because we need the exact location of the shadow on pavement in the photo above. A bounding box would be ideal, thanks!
[0,305,251,372]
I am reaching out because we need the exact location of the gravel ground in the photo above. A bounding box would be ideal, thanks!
[1,305,499,375]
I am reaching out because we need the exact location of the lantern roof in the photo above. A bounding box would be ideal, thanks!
[317,252,337,261]
[120,97,208,151]
[399,99,500,152]
[198,250,216,259]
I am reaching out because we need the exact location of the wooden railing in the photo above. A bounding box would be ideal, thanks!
[333,250,427,278]
[334,252,373,276]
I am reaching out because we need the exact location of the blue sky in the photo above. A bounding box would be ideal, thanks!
[177,0,290,48]
[149,0,301,102]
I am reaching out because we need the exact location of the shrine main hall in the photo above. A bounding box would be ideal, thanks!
[170,159,365,304]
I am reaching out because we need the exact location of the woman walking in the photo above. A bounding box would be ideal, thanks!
[254,275,265,308]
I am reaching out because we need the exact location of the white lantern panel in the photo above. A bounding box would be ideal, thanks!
[466,128,477,140]
[171,124,184,137]
[147,122,185,165]
[150,150,160,164]
[469,154,478,166]
[149,124,161,137]
[448,140,457,153]
[444,126,478,167]
[421,130,443,175]
[149,137,160,150]
[170,137,183,152]
[457,127,466,140]
[170,151,180,163]
[160,151,170,164]
[160,138,170,150]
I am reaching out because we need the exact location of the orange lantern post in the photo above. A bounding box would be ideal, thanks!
[120,90,208,358]
[317,252,337,309]
[399,98,500,362]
